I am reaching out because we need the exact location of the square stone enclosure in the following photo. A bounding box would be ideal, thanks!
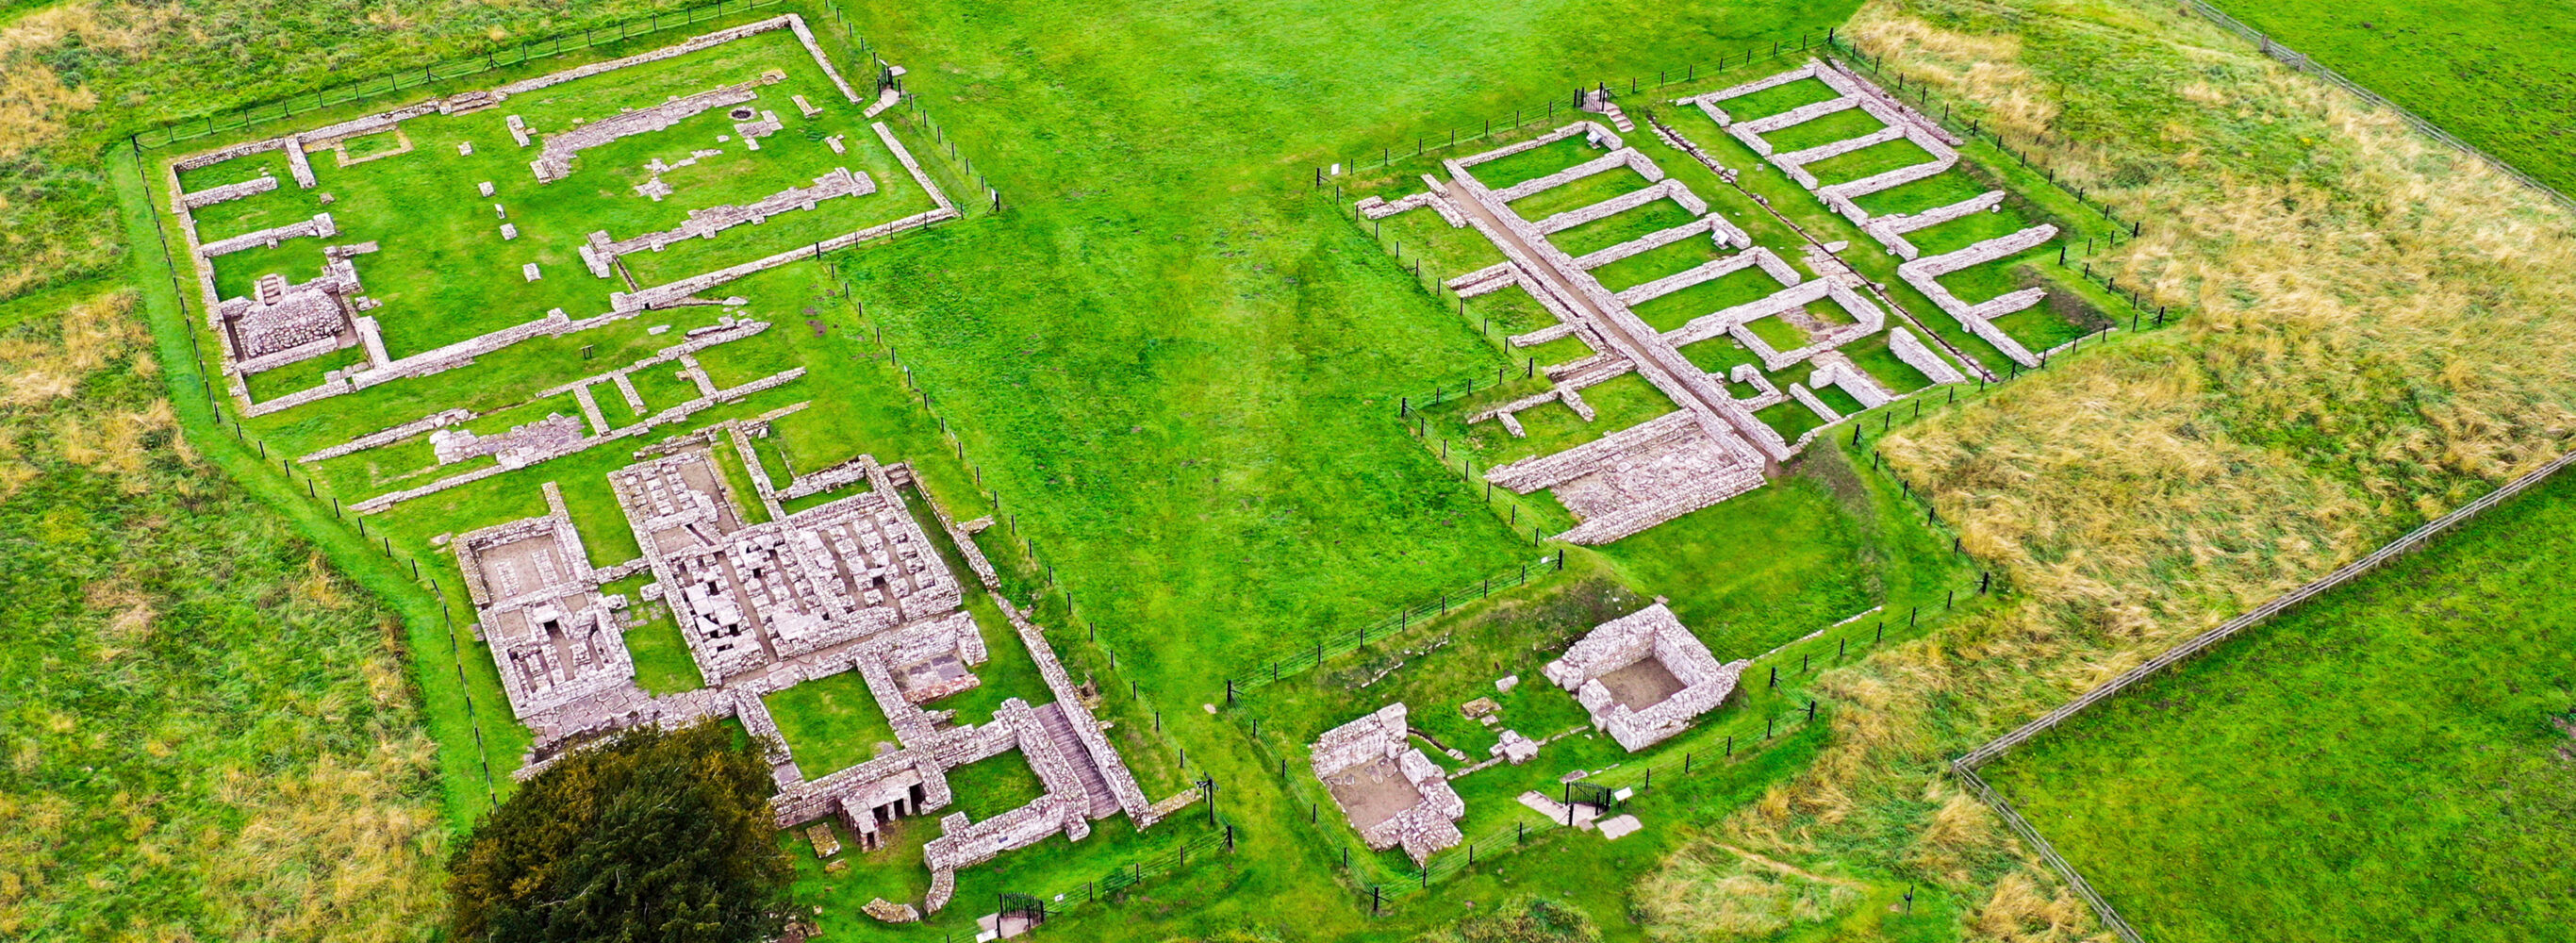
[1543,603,1748,752]
[1309,703,1465,866]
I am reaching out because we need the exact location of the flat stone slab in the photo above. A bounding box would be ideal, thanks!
[1597,814,1642,840]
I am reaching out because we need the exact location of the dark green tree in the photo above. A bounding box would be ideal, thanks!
[447,721,794,943]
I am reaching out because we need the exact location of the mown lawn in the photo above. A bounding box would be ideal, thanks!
[1982,469,2576,943]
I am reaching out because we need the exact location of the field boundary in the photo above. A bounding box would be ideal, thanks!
[2181,0,2576,215]
[1951,446,2576,942]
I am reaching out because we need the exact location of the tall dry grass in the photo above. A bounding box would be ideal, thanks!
[1642,0,2576,939]
[0,288,445,941]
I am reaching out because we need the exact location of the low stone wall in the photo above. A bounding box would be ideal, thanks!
[1532,178,1707,234]
[1674,62,1821,126]
[1897,223,2058,368]
[1572,212,1750,271]
[1769,124,1903,189]
[597,168,875,257]
[1451,121,1621,170]
[175,174,278,212]
[1889,325,1967,385]
[298,408,473,464]
[349,366,804,513]
[198,212,336,257]
[1864,190,2005,260]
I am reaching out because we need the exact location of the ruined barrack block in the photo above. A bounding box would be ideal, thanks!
[1452,121,1623,170]
[589,167,878,260]
[1443,129,1788,471]
[1898,224,2058,368]
[1533,178,1707,235]
[530,82,762,184]
[1310,703,1465,866]
[1670,277,1887,373]
[1614,245,1792,308]
[1544,603,1745,753]
[1571,213,1751,272]
[1675,61,1823,126]
[1863,190,2006,260]
[1487,411,1768,545]
[1491,147,1663,205]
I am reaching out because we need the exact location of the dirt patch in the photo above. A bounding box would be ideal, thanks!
[1597,654,1685,710]
[1322,755,1423,831]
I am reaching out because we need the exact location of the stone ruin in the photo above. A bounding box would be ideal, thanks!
[1354,84,2042,543]
[1310,703,1466,866]
[460,447,1188,918]
[580,166,879,277]
[454,483,639,719]
[1677,59,2063,374]
[162,15,952,423]
[609,450,963,681]
[529,82,764,184]
[430,412,587,469]
[1543,603,1746,752]
[1365,120,1957,544]
[215,264,358,374]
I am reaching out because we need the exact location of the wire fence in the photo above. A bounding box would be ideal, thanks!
[1944,384,2576,943]
[931,823,1235,941]
[1222,555,1569,698]
[1343,703,1826,908]
[1245,561,1999,898]
[2179,0,2575,215]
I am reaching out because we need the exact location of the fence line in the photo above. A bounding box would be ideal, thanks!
[1362,703,1825,900]
[1957,445,2576,769]
[1947,432,2576,943]
[1225,555,1568,698]
[941,824,1233,939]
[1953,764,2143,942]
[2179,0,2576,215]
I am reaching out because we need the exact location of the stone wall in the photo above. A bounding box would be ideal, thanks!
[1544,604,1743,752]
[1897,223,2058,368]
[531,82,760,183]
[1674,62,1821,127]
[175,174,278,212]
[1888,325,1967,385]
[1451,121,1622,170]
[198,212,336,258]
[595,167,876,258]
[1533,178,1707,235]
[1863,190,2005,260]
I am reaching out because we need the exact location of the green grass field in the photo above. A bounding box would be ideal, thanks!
[2210,0,2576,194]
[1980,471,2576,942]
[21,0,2258,937]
